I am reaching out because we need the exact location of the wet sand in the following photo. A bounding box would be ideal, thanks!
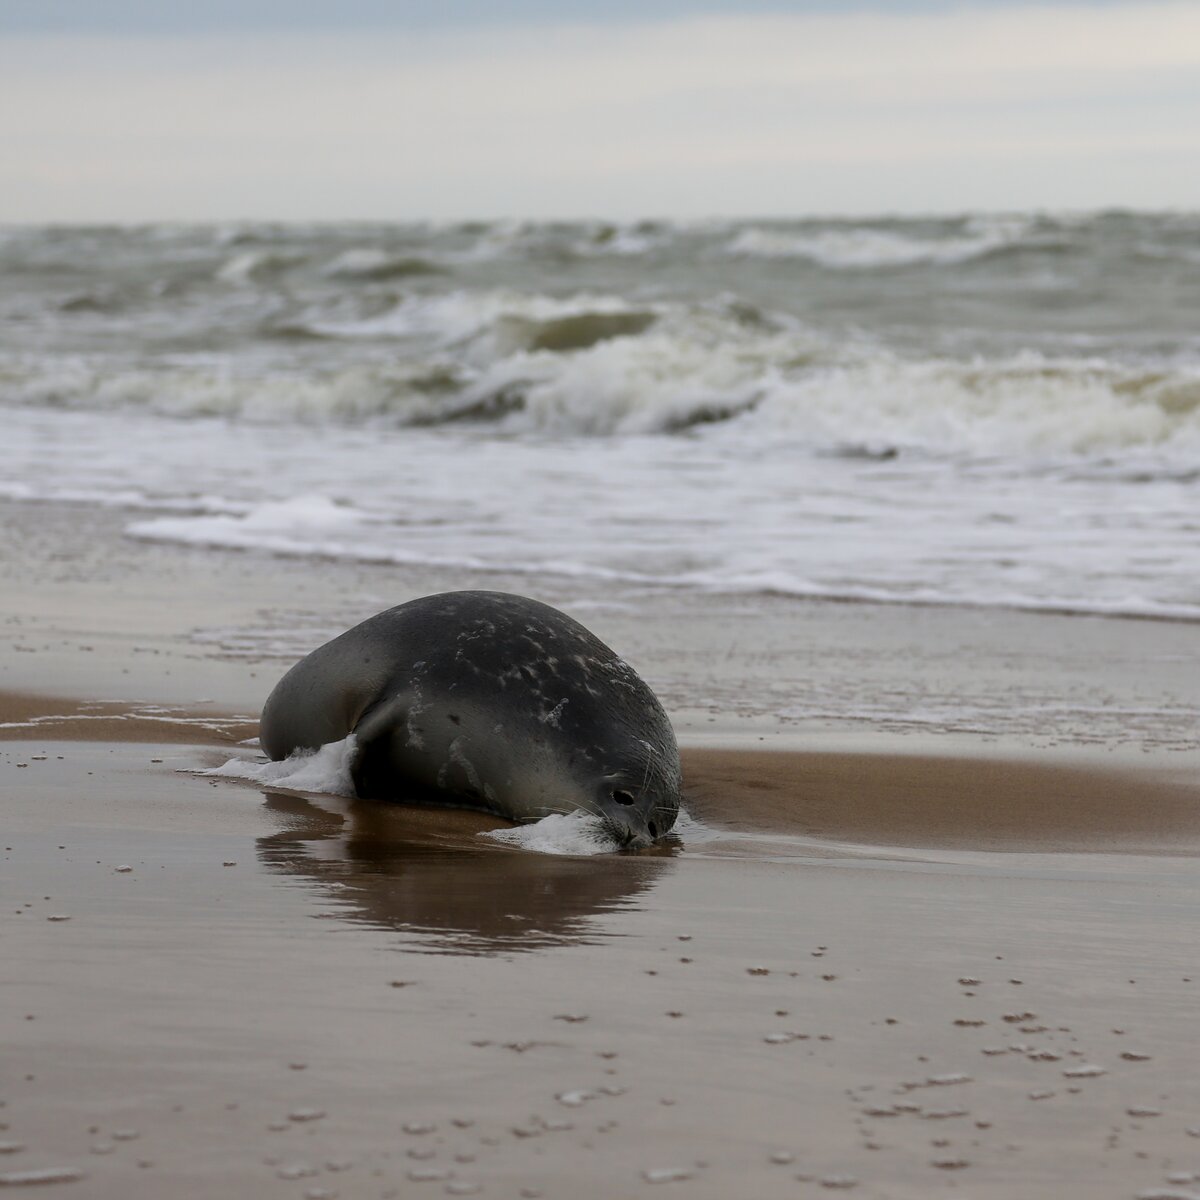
[7,733,1200,1199]
[5,497,1200,1197]
[6,690,1200,856]
[683,746,1200,855]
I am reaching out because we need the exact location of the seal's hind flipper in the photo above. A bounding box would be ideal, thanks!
[349,695,412,800]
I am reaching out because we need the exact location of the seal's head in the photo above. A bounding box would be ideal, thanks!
[506,667,680,849]
[538,759,679,850]
[596,773,680,849]
[583,735,681,850]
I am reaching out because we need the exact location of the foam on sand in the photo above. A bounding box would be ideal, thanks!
[481,806,720,857]
[206,740,707,857]
[482,811,622,856]
[204,735,358,796]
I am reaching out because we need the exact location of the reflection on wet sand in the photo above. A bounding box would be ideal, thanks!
[255,789,673,954]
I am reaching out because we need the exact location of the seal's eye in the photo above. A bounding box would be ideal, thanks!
[612,789,635,806]
[648,821,658,838]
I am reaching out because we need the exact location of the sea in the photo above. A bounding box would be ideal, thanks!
[3,212,1199,621]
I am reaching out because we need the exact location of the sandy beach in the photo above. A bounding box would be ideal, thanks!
[4,496,1200,1199]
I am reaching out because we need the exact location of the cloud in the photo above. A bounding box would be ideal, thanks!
[2,2,1198,220]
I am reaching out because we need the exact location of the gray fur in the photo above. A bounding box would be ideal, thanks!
[260,591,680,847]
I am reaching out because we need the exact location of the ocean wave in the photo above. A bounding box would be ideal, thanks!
[492,309,658,353]
[53,279,1192,450]
[216,249,308,284]
[451,328,776,435]
[125,496,1200,624]
[6,334,1200,451]
[126,499,498,570]
[306,288,657,346]
[320,248,445,280]
[572,224,664,257]
[0,354,477,423]
[56,288,125,314]
[724,215,1035,268]
[8,400,1200,628]
[0,478,249,514]
[746,357,1200,456]
[305,291,660,354]
[450,220,666,263]
[8,215,1200,638]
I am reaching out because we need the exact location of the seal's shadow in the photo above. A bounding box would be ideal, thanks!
[255,790,675,955]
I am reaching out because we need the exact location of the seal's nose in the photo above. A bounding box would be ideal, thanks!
[602,788,658,848]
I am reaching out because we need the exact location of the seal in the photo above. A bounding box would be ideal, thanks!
[259,591,680,847]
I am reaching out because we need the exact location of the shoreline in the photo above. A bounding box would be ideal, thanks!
[0,690,258,745]
[7,687,1200,858]
[6,495,1200,755]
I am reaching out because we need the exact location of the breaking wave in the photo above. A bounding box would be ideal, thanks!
[7,213,1200,626]
[723,215,1037,268]
[6,333,1200,453]
[320,248,446,280]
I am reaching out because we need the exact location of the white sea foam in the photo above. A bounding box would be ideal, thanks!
[748,355,1200,457]
[670,808,726,844]
[204,736,358,796]
[0,478,249,515]
[216,249,305,284]
[130,496,377,556]
[724,216,1032,267]
[568,225,663,258]
[309,287,651,350]
[7,304,1200,451]
[320,248,443,280]
[482,812,622,856]
[9,400,1200,623]
[481,805,716,856]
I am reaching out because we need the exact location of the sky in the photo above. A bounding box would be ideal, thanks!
[2,0,1199,221]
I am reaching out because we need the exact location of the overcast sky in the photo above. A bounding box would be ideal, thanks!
[2,0,1198,222]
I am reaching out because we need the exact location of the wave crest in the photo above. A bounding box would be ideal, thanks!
[7,333,1200,451]
[723,215,1035,268]
[321,248,445,280]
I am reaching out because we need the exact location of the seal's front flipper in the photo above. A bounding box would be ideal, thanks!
[349,695,412,800]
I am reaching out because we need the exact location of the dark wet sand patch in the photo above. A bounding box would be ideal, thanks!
[682,746,1200,854]
[0,691,257,745]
